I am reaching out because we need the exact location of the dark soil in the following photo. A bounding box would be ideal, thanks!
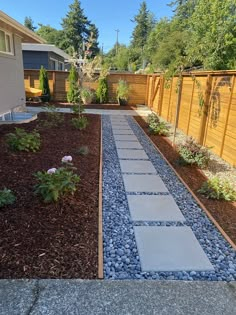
[134,116,236,244]
[0,113,100,278]
[26,101,138,110]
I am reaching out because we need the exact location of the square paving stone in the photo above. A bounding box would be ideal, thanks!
[115,141,143,149]
[120,160,156,174]
[123,175,168,192]
[134,226,214,271]
[113,130,134,135]
[112,126,132,131]
[127,195,186,222]
[117,149,149,160]
[114,135,138,141]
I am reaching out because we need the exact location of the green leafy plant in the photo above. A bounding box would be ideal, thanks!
[96,77,108,103]
[116,79,129,105]
[39,66,51,102]
[41,105,64,128]
[75,145,89,156]
[177,137,210,168]
[71,116,89,130]
[198,177,236,201]
[80,87,94,104]
[6,128,41,152]
[34,157,80,203]
[0,188,16,208]
[147,113,169,136]
[67,65,80,103]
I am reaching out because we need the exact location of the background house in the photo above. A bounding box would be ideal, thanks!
[0,10,44,119]
[22,43,71,71]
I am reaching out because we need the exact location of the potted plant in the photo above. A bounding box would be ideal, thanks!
[80,87,94,105]
[116,79,129,106]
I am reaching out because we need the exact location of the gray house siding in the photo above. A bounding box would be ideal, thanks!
[23,51,48,69]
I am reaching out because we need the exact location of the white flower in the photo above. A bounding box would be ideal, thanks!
[47,168,57,174]
[62,155,72,163]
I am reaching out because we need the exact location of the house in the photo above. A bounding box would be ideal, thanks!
[22,43,71,71]
[0,10,44,119]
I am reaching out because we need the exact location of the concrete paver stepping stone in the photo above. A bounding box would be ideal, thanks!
[116,141,143,149]
[120,160,156,174]
[134,226,214,271]
[113,130,134,135]
[114,135,138,141]
[112,126,132,131]
[127,195,186,222]
[117,149,149,160]
[123,174,168,192]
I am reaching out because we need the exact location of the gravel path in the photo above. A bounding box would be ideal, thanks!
[102,115,236,281]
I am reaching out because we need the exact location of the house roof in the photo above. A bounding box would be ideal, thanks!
[0,10,45,44]
[22,43,71,60]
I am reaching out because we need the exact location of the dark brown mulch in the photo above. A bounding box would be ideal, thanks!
[26,101,138,110]
[134,116,236,244]
[0,113,100,279]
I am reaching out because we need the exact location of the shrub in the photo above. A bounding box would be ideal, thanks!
[71,116,89,130]
[34,157,80,203]
[80,87,94,104]
[67,65,80,103]
[39,66,51,102]
[178,137,210,168]
[71,103,85,116]
[96,77,108,103]
[75,146,89,156]
[116,79,129,104]
[147,113,169,136]
[198,177,236,201]
[41,105,64,128]
[6,128,41,152]
[0,188,16,208]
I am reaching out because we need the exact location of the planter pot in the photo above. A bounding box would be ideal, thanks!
[118,98,128,106]
[81,96,93,105]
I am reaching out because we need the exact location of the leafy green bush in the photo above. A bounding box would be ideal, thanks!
[80,87,95,104]
[71,103,85,116]
[6,128,41,152]
[75,146,89,156]
[198,177,236,201]
[96,77,108,103]
[0,188,16,208]
[41,105,64,128]
[147,113,169,136]
[178,137,210,168]
[39,66,51,102]
[67,65,80,103]
[34,159,80,203]
[71,116,88,130]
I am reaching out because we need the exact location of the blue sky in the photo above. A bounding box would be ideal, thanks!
[1,0,173,52]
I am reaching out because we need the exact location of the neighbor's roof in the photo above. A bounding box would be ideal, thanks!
[0,10,45,44]
[22,43,71,60]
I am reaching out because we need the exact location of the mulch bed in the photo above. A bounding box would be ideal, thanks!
[26,101,138,111]
[0,113,100,279]
[134,116,236,245]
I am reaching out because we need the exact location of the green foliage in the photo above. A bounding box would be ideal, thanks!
[80,87,95,104]
[147,114,169,136]
[6,128,41,152]
[24,16,36,31]
[178,137,210,168]
[71,116,88,130]
[67,65,80,103]
[34,166,80,203]
[198,177,236,201]
[39,66,51,102]
[116,80,129,102]
[0,188,16,208]
[75,145,89,156]
[71,103,85,116]
[36,25,66,50]
[96,77,108,103]
[41,105,64,128]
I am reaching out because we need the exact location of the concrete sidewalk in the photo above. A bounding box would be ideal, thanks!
[0,280,236,315]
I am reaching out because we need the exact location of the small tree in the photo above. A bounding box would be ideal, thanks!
[67,65,80,103]
[39,66,51,102]
[96,77,108,104]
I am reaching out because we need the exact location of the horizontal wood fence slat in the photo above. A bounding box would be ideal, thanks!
[24,69,236,166]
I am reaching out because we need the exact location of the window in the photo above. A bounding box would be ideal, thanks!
[0,29,13,54]
[58,62,64,71]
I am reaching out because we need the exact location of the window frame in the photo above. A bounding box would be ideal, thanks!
[0,28,14,55]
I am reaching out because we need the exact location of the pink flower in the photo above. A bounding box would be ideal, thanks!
[62,155,72,163]
[47,168,57,174]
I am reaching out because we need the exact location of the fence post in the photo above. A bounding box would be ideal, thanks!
[52,71,56,101]
[198,74,213,145]
[150,75,155,108]
[219,74,235,157]
[145,75,150,106]
[158,75,164,115]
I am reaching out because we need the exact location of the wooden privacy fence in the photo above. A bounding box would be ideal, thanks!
[24,70,147,105]
[146,71,236,166]
[24,69,236,166]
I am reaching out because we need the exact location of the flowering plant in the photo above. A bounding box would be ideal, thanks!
[62,156,72,163]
